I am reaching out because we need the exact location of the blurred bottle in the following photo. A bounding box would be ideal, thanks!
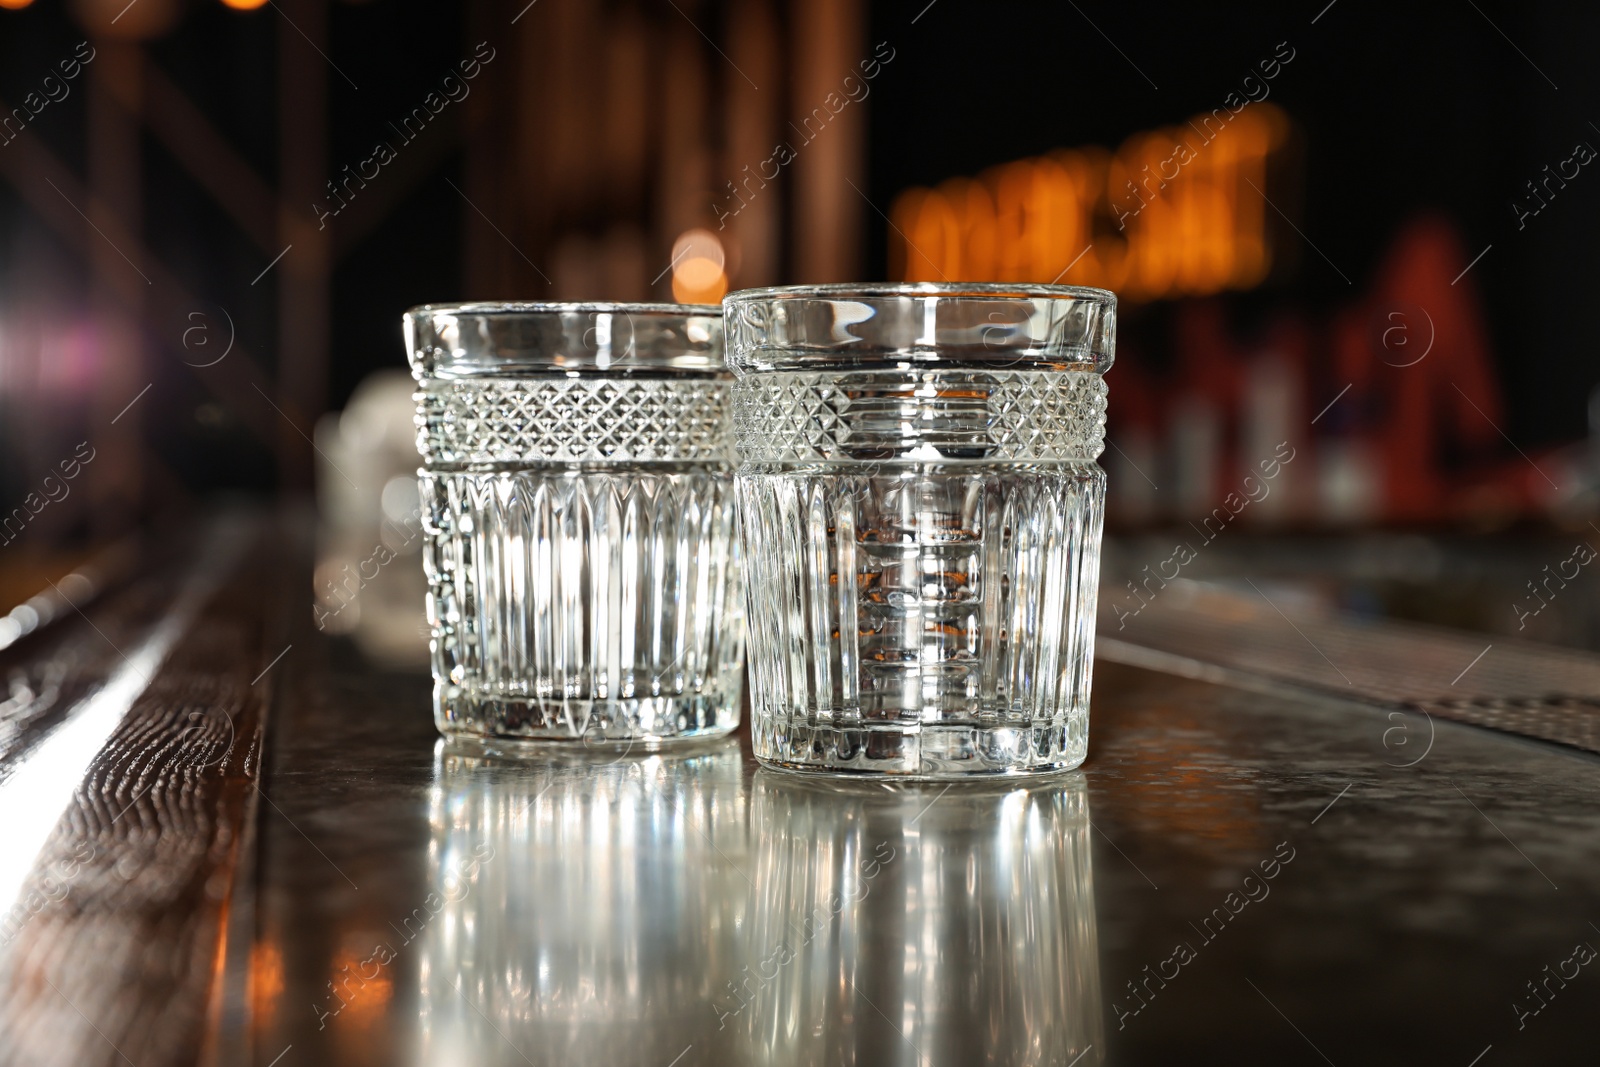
[1239,315,1311,525]
[1169,302,1239,521]
[1105,351,1159,526]
[1589,385,1600,493]
[313,371,429,665]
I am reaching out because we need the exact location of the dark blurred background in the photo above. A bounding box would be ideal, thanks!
[2,0,1598,654]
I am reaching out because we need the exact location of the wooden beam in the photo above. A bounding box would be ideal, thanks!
[109,56,280,255]
[0,109,284,450]
[330,108,464,264]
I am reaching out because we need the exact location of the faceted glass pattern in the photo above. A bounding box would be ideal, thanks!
[733,370,1107,462]
[422,466,742,741]
[416,377,732,465]
[406,303,743,746]
[726,285,1114,777]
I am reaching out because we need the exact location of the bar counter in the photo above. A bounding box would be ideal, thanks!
[1,513,1597,1066]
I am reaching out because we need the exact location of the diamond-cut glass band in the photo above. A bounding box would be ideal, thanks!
[733,370,1107,462]
[416,378,733,465]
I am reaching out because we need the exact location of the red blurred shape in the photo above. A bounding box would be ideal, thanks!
[1332,215,1503,522]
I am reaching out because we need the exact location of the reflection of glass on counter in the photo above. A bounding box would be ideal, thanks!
[744,772,1102,1067]
[417,740,750,1066]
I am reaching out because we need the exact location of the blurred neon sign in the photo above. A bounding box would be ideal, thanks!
[889,103,1292,300]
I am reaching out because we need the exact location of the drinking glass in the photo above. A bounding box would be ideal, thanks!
[406,303,743,746]
[726,283,1114,776]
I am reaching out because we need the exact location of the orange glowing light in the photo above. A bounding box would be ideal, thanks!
[673,269,729,304]
[324,948,393,1024]
[220,0,269,9]
[249,940,285,1021]
[0,0,36,10]
[670,228,729,304]
[889,103,1291,301]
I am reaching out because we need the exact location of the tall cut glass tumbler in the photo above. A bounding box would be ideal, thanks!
[406,303,744,747]
[727,284,1114,777]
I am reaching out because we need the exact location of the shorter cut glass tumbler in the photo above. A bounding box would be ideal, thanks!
[406,303,744,747]
[727,284,1114,777]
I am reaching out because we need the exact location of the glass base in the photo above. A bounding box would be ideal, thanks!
[435,685,741,749]
[750,712,1088,778]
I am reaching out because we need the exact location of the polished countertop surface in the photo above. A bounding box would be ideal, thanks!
[255,614,1600,1066]
[2,516,1599,1065]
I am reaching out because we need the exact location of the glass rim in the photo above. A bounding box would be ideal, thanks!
[405,301,726,379]
[404,300,724,320]
[721,281,1115,306]
[721,281,1115,374]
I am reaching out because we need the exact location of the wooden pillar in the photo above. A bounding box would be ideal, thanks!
[597,6,651,301]
[655,24,712,296]
[790,0,864,283]
[724,0,781,288]
[276,0,331,494]
[463,0,505,297]
[86,39,145,538]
